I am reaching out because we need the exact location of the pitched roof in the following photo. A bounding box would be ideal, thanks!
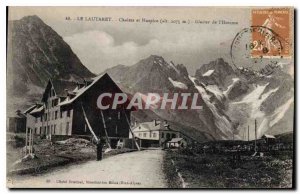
[42,79,77,102]
[262,134,276,139]
[132,120,163,131]
[23,104,38,114]
[58,74,105,106]
[140,121,161,131]
[51,79,78,97]
[30,105,44,114]
[168,138,184,143]
[12,110,27,118]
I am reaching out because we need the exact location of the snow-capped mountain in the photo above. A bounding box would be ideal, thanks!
[193,58,294,140]
[104,56,241,141]
[104,56,294,141]
[105,55,193,93]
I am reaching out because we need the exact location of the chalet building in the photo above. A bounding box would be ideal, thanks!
[24,73,132,148]
[261,134,276,144]
[166,138,187,148]
[129,120,187,148]
[7,110,26,133]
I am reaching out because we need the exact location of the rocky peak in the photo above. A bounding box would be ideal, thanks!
[195,58,236,88]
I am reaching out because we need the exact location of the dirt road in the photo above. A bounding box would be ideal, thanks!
[8,149,167,188]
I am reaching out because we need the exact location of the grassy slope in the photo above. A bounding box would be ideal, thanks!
[164,149,293,188]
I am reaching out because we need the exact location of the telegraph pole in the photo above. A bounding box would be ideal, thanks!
[248,125,250,142]
[254,119,257,152]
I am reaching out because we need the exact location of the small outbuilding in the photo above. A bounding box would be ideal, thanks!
[7,110,26,133]
[261,134,276,145]
[166,137,187,148]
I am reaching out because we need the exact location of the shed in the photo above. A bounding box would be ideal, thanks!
[7,110,26,133]
[166,137,187,148]
[261,134,276,145]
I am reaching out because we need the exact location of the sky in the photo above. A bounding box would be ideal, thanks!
[8,7,252,74]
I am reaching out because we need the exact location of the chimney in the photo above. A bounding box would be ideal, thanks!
[16,110,21,115]
[65,89,69,99]
[76,82,80,89]
[83,79,88,87]
[164,120,169,129]
[154,119,158,126]
[160,120,164,129]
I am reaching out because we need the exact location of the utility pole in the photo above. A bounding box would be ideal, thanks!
[254,119,257,152]
[248,125,250,142]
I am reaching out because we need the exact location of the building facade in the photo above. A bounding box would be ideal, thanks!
[25,73,132,147]
[129,120,186,147]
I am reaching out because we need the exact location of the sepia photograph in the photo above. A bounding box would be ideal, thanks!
[5,6,294,189]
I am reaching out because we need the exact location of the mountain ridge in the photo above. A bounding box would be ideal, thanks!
[7,15,95,115]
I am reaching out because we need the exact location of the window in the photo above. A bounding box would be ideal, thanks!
[143,133,147,137]
[40,115,43,122]
[54,125,56,134]
[53,99,58,106]
[60,123,62,135]
[161,132,164,138]
[172,133,176,138]
[39,127,42,134]
[55,111,58,120]
[60,111,63,118]
[153,133,157,138]
[44,113,47,121]
[51,125,53,134]
[139,133,141,137]
[51,88,55,97]
[67,110,70,117]
[35,117,38,123]
[66,122,70,135]
[34,128,37,134]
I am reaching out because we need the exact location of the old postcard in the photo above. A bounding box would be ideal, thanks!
[6,6,294,188]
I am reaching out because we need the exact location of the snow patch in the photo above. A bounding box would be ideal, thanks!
[223,78,240,96]
[257,118,269,138]
[269,97,294,127]
[168,77,188,89]
[206,85,224,101]
[168,61,180,74]
[189,76,233,139]
[202,70,214,77]
[233,83,279,118]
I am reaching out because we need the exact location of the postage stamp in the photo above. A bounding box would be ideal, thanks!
[251,8,292,58]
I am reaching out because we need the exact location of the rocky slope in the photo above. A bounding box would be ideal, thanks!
[104,55,238,141]
[7,15,94,115]
[104,56,294,140]
[193,58,294,139]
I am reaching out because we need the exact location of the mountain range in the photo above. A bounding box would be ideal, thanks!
[104,56,294,140]
[7,15,294,141]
